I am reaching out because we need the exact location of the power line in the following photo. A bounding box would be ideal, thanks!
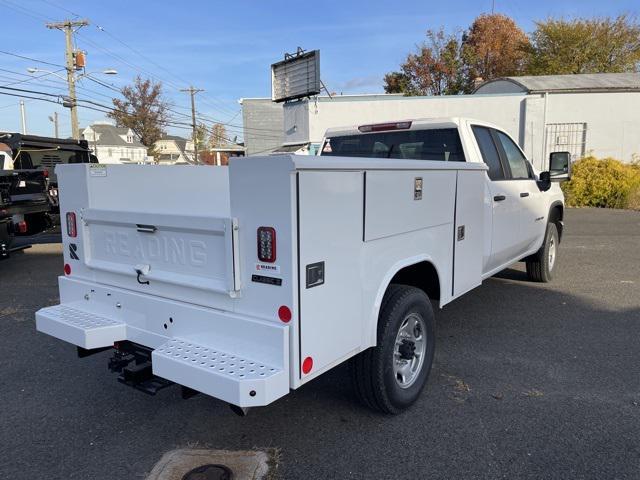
[2,1,262,136]
[0,0,52,22]
[38,0,81,18]
[0,69,66,88]
[0,50,65,68]
[92,24,240,117]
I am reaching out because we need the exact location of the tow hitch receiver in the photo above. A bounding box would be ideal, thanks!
[109,341,173,395]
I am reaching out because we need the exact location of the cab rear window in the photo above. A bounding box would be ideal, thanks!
[321,128,465,161]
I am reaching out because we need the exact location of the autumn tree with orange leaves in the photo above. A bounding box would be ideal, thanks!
[462,14,530,89]
[384,28,464,96]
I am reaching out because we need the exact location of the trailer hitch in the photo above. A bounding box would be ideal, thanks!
[108,341,172,395]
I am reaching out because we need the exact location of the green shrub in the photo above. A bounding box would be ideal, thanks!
[562,156,640,209]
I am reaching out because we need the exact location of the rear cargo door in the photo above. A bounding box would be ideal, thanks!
[82,208,240,297]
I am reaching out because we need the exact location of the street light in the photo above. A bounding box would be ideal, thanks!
[27,67,118,139]
[27,67,118,81]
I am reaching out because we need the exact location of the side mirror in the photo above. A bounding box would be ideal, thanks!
[548,151,571,182]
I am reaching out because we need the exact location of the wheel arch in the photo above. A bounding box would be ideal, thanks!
[367,256,442,347]
[549,201,564,241]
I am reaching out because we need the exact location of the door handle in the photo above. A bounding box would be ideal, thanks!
[493,195,506,202]
[520,192,530,198]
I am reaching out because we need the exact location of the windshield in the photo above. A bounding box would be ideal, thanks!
[321,128,465,161]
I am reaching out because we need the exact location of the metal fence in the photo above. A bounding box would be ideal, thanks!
[544,122,587,167]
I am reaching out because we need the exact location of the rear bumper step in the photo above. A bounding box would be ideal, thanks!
[36,294,290,407]
[36,304,126,349]
[152,339,288,407]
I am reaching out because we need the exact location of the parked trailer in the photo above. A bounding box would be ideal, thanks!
[35,118,569,413]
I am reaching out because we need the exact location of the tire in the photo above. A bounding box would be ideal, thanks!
[526,222,559,283]
[350,284,435,414]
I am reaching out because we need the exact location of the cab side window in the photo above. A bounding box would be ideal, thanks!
[495,131,530,179]
[472,126,504,181]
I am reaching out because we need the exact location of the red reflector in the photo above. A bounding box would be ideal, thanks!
[358,121,412,133]
[302,356,313,374]
[257,226,276,263]
[64,263,71,275]
[42,169,49,178]
[278,306,292,323]
[66,212,77,237]
[17,221,27,233]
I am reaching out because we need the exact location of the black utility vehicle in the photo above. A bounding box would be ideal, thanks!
[0,132,96,213]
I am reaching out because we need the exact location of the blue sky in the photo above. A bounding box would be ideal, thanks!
[0,0,637,140]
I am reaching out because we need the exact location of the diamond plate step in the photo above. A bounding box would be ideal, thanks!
[152,338,289,407]
[36,304,126,349]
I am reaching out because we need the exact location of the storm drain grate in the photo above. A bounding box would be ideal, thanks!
[182,464,233,480]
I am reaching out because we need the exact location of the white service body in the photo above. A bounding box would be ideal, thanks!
[36,118,564,408]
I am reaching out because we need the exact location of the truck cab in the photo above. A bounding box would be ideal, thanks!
[319,118,568,281]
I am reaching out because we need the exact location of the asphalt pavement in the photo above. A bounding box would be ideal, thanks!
[1,208,639,479]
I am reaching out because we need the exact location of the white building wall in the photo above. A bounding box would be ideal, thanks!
[545,92,640,162]
[283,91,640,169]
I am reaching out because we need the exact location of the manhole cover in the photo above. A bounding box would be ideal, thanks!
[182,464,233,480]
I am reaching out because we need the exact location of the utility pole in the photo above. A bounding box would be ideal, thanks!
[46,19,89,139]
[48,112,59,138]
[181,86,204,163]
[19,100,27,134]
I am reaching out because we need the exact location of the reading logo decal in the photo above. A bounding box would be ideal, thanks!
[69,243,79,260]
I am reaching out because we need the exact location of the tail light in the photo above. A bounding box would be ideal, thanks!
[42,169,49,178]
[358,121,412,133]
[66,212,77,238]
[17,220,27,234]
[257,226,276,263]
[64,263,71,275]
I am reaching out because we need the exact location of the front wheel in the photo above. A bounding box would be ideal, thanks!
[350,284,435,414]
[526,222,559,283]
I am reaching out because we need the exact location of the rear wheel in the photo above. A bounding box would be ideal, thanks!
[350,284,435,414]
[526,222,559,283]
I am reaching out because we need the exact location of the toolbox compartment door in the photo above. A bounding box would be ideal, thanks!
[297,171,364,377]
[452,170,484,298]
[82,208,240,296]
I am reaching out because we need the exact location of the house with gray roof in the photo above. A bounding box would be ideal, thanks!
[81,123,148,164]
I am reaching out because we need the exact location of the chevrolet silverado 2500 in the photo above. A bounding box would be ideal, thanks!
[35,117,570,414]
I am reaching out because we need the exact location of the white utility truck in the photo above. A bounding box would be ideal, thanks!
[36,118,570,414]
